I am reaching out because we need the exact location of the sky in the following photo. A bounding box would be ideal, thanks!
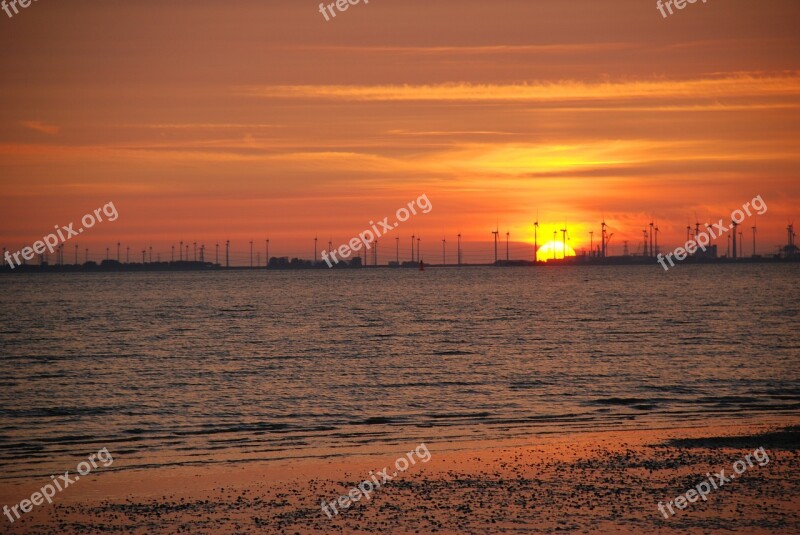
[1,0,799,264]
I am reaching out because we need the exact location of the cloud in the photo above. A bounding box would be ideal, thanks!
[20,120,60,135]
[239,73,800,103]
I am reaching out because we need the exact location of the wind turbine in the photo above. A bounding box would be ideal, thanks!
[654,222,660,256]
[694,213,700,241]
[492,226,499,263]
[534,211,539,262]
[601,216,608,258]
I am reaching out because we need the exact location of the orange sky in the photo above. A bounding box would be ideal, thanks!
[1,0,799,263]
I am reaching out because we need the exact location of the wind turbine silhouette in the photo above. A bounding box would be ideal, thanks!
[492,223,499,263]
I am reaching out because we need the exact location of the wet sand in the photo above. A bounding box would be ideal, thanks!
[2,421,799,534]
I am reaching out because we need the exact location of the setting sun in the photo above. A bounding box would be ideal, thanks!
[537,241,577,262]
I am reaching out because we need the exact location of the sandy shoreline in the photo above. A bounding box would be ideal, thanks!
[2,419,799,533]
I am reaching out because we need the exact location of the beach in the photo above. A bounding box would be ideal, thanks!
[2,419,798,534]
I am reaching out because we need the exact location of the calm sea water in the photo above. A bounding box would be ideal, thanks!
[1,265,798,479]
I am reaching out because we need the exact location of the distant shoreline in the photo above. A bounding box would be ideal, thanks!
[1,255,799,273]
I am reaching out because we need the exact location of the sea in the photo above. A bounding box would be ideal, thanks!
[1,264,798,480]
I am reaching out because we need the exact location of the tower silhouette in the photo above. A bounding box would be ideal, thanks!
[492,226,499,263]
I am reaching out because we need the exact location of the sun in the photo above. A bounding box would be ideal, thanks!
[537,241,577,262]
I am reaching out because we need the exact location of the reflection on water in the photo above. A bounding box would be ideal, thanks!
[0,265,798,478]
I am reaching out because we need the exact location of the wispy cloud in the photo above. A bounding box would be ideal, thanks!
[239,73,800,103]
[20,120,60,135]
[116,123,282,130]
[291,43,636,55]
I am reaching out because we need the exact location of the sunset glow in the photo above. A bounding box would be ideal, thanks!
[1,1,799,264]
[537,241,577,262]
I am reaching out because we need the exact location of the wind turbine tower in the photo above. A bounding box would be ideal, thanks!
[654,224,660,256]
[601,218,607,258]
[492,227,499,263]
